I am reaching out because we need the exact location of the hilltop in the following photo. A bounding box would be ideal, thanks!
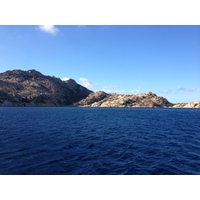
[74,91,173,108]
[0,69,92,106]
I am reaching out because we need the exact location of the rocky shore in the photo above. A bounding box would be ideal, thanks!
[173,101,200,108]
[74,91,173,108]
[0,69,199,108]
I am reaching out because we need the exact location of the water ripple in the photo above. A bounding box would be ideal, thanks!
[0,107,200,174]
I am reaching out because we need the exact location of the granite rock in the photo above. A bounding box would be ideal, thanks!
[173,101,200,108]
[75,91,172,108]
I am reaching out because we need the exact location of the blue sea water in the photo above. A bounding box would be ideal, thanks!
[0,107,200,175]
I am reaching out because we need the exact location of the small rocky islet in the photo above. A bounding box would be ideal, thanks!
[0,69,199,108]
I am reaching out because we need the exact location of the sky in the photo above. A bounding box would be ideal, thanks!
[0,25,200,103]
[0,2,200,199]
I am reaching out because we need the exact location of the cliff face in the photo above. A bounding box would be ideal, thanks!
[0,69,92,106]
[75,91,172,108]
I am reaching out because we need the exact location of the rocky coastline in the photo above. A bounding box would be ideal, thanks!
[0,69,92,106]
[172,101,200,108]
[0,69,199,108]
[74,91,173,108]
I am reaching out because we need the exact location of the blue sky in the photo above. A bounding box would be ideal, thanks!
[0,25,200,103]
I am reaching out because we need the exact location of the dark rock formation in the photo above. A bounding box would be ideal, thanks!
[0,69,92,106]
[75,91,172,108]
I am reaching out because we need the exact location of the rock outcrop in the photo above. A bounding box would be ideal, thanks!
[173,101,200,108]
[2,69,195,108]
[75,91,172,108]
[0,69,92,106]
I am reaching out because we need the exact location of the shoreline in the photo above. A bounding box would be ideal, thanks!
[0,105,200,108]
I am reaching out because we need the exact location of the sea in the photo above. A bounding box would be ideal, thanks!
[0,107,200,175]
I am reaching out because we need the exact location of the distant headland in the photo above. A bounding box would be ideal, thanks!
[0,69,199,108]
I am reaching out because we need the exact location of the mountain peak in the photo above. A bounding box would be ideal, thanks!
[0,69,92,106]
[63,79,79,90]
[27,69,43,76]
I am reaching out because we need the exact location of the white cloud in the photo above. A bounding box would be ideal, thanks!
[37,25,59,36]
[177,86,197,92]
[101,86,119,93]
[62,77,70,81]
[131,89,141,93]
[79,78,97,89]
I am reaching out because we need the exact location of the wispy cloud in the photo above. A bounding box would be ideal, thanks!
[100,87,141,94]
[101,86,119,93]
[177,86,197,92]
[79,78,97,89]
[37,25,59,36]
[131,89,141,93]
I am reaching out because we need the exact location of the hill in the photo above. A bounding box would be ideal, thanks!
[1,69,186,108]
[74,91,173,108]
[0,69,92,106]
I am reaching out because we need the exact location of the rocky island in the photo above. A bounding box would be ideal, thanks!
[74,91,173,108]
[0,69,92,106]
[172,102,200,108]
[0,69,199,108]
